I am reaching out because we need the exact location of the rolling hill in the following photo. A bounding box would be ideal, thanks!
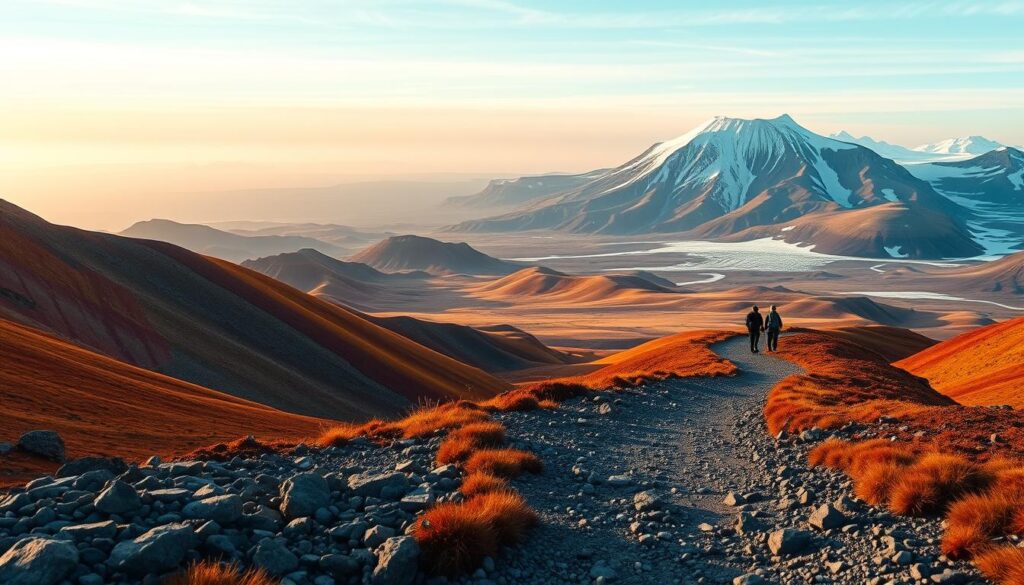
[350,234,522,275]
[0,200,509,419]
[121,219,346,262]
[362,314,576,373]
[0,317,326,485]
[241,248,428,311]
[940,252,1024,295]
[896,316,1024,408]
[472,266,677,303]
[452,115,981,259]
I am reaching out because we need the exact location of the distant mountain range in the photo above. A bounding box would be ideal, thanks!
[120,219,349,263]
[450,115,1023,259]
[828,131,1012,163]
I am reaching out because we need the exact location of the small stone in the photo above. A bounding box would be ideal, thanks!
[808,503,845,531]
[767,528,812,556]
[183,494,243,525]
[733,574,765,585]
[633,490,663,512]
[723,491,745,506]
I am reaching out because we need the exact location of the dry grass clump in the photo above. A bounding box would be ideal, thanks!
[163,562,278,585]
[414,491,538,576]
[942,492,1019,558]
[463,490,539,543]
[185,436,287,462]
[413,500,499,575]
[464,449,543,478]
[436,422,507,465]
[315,401,491,447]
[887,453,992,516]
[460,472,511,497]
[483,393,541,412]
[974,546,1024,585]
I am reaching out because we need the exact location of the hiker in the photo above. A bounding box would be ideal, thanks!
[745,305,764,353]
[764,304,784,352]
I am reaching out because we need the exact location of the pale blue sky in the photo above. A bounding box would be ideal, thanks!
[1,1,1022,228]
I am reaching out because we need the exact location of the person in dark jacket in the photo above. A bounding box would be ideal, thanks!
[764,304,784,352]
[745,305,764,353]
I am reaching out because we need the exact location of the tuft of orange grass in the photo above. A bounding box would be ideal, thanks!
[163,562,279,585]
[413,501,500,576]
[460,472,511,497]
[974,546,1024,585]
[315,401,491,447]
[853,460,904,506]
[887,453,992,516]
[942,492,1020,558]
[484,393,540,412]
[464,449,543,478]
[463,490,539,543]
[436,422,507,465]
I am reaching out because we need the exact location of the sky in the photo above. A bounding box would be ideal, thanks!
[1,0,1023,229]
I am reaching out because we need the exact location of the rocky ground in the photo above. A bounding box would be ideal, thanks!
[0,336,989,585]
[487,337,987,585]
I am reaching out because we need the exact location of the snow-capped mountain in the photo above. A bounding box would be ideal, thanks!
[908,147,1024,255]
[914,135,1005,156]
[828,131,939,163]
[452,115,982,258]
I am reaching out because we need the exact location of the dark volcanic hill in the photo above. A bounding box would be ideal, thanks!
[451,115,982,259]
[120,219,346,262]
[350,234,522,275]
[0,201,508,419]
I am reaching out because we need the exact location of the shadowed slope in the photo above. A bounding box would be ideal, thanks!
[472,267,677,303]
[896,316,1024,407]
[0,317,325,486]
[823,325,936,362]
[0,200,508,420]
[350,235,521,275]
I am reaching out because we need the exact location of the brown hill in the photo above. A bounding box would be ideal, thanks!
[242,248,428,311]
[350,235,521,275]
[0,200,508,420]
[722,203,981,259]
[896,316,1024,408]
[943,252,1024,295]
[472,267,676,303]
[362,314,576,373]
[0,317,326,486]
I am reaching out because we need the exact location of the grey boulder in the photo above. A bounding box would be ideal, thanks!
[0,537,79,585]
[94,479,141,515]
[183,494,243,525]
[767,528,812,556]
[16,431,65,462]
[279,473,330,519]
[372,536,420,585]
[107,523,196,574]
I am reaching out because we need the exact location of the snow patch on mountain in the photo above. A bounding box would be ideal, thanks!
[914,135,1004,156]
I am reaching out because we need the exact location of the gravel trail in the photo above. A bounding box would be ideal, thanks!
[491,336,984,585]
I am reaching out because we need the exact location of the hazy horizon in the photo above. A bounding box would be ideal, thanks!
[3,0,1024,229]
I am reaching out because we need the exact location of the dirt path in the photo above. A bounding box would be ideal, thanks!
[492,335,981,585]
[492,336,800,584]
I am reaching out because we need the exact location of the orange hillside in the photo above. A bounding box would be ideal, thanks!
[156,244,509,404]
[896,316,1024,408]
[528,330,737,389]
[0,317,326,486]
[765,330,955,435]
